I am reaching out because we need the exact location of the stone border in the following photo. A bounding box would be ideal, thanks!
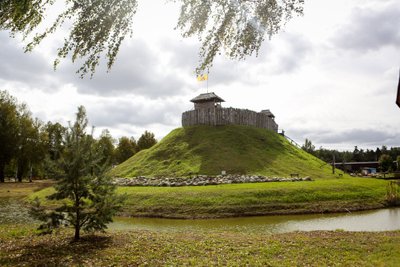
[113,175,312,187]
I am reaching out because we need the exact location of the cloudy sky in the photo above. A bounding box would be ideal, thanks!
[1,0,399,150]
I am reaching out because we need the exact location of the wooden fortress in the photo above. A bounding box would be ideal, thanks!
[181,92,278,132]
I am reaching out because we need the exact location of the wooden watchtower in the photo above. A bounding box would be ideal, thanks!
[190,92,225,110]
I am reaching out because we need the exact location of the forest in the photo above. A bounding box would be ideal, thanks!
[301,138,400,172]
[0,90,157,182]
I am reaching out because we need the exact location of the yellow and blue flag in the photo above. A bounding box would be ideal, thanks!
[197,74,208,82]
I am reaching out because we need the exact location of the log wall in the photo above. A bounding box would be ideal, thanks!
[181,107,278,132]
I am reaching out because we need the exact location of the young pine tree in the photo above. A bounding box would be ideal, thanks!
[32,106,124,241]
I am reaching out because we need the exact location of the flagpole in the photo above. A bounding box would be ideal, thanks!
[196,73,209,92]
[207,68,209,93]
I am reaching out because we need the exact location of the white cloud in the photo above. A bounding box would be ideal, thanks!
[59,40,192,98]
[1,0,400,151]
[333,1,400,52]
[87,96,185,128]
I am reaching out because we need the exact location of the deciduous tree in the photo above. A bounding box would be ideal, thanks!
[379,154,393,173]
[44,122,66,161]
[14,107,46,182]
[115,136,137,164]
[0,91,19,182]
[0,0,304,76]
[95,129,116,167]
[301,138,315,154]
[137,131,157,151]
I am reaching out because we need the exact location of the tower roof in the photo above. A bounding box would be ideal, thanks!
[261,109,275,119]
[190,92,225,103]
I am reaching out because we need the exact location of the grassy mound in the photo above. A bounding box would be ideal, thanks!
[110,125,338,178]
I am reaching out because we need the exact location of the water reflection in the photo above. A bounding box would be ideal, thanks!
[1,199,399,234]
[109,208,400,233]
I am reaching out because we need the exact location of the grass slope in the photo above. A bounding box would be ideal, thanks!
[111,125,338,178]
[30,178,388,218]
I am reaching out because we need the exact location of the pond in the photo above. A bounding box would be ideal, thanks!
[2,198,399,234]
[109,208,400,233]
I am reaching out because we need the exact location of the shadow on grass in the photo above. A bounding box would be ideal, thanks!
[1,234,112,266]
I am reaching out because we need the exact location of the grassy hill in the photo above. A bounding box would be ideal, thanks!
[110,125,338,178]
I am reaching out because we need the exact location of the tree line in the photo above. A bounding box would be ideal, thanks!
[302,138,400,172]
[0,90,157,183]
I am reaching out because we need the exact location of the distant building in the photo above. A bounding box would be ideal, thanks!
[182,92,278,132]
[361,167,377,176]
[334,161,379,172]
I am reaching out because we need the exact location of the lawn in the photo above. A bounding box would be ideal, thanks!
[29,177,389,218]
[1,180,399,266]
[0,224,399,266]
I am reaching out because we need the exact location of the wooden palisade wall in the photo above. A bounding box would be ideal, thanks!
[182,107,278,132]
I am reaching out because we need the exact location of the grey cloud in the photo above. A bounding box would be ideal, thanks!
[205,32,313,86]
[285,128,331,147]
[0,32,191,98]
[333,2,400,52]
[159,31,313,86]
[0,32,57,89]
[288,127,400,149]
[87,97,185,128]
[161,38,243,87]
[317,129,397,145]
[208,61,243,86]
[272,33,313,74]
[163,39,200,71]
[60,40,191,98]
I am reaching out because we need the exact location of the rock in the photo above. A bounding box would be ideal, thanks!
[112,174,314,187]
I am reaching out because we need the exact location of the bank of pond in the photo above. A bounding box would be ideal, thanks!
[1,178,399,228]
[1,193,400,234]
[1,180,400,265]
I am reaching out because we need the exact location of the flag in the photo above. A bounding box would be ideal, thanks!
[397,69,400,108]
[197,74,208,82]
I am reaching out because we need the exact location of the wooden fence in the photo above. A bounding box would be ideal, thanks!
[182,107,278,132]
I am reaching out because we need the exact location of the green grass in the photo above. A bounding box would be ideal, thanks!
[110,125,339,178]
[30,177,389,218]
[1,181,398,265]
[0,180,54,199]
[0,225,399,266]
